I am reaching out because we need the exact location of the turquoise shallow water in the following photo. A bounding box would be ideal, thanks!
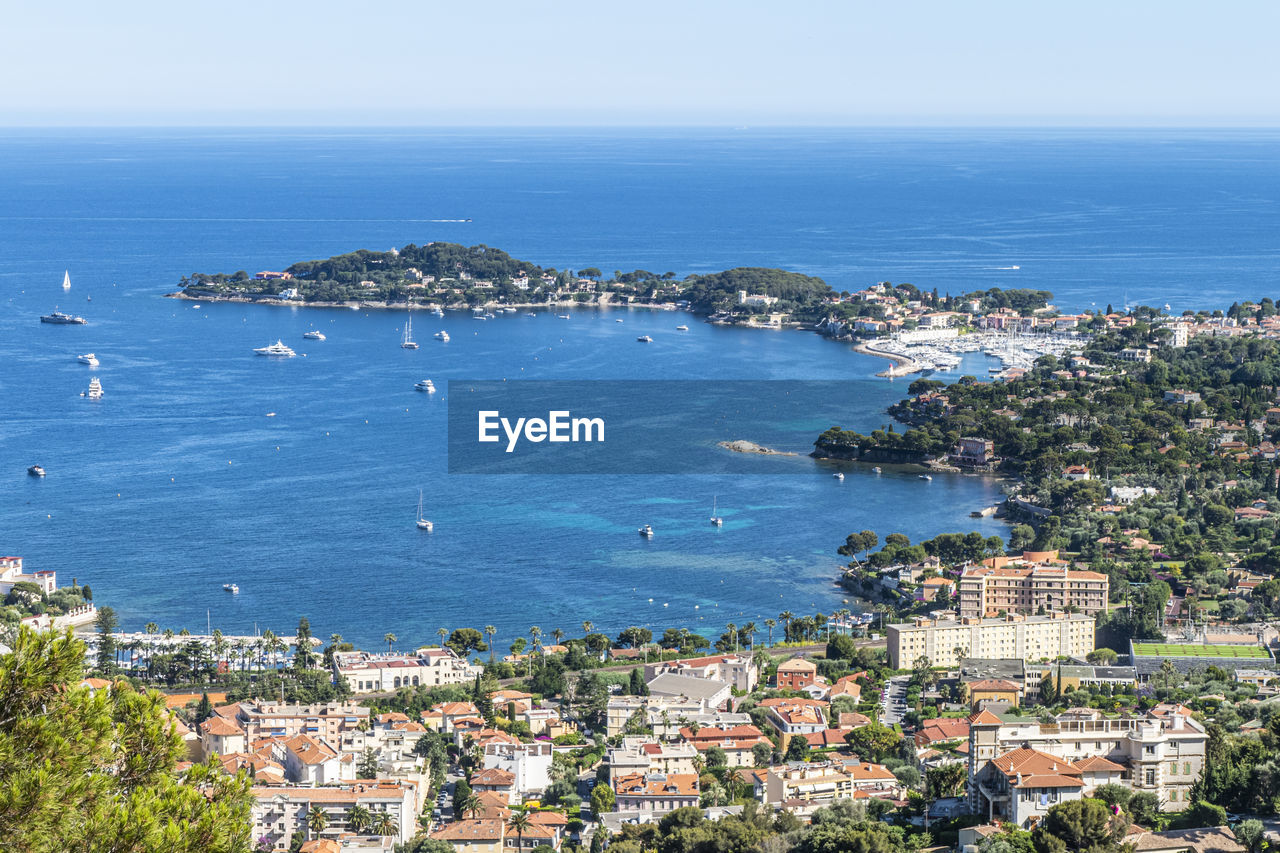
[1,128,1276,649]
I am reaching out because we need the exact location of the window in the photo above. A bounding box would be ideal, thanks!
[1169,762,1176,774]
[1145,769,1156,786]
[1185,762,1190,775]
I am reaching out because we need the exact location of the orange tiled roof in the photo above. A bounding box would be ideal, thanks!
[990,747,1080,778]
[433,819,505,841]
[614,772,700,797]
[200,715,244,737]
[1076,755,1126,772]
[968,679,1020,692]
[968,709,1004,725]
[1014,774,1085,788]
[283,733,337,766]
[470,768,516,787]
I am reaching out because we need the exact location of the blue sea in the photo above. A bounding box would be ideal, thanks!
[2,127,1278,650]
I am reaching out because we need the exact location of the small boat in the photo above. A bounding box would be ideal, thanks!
[557,314,571,320]
[27,465,45,477]
[254,340,296,357]
[833,472,844,481]
[616,318,624,323]
[40,310,86,325]
[483,312,495,319]
[434,330,450,341]
[872,466,882,474]
[416,489,434,531]
[191,303,200,308]
[303,330,326,340]
[919,474,932,481]
[710,496,723,527]
[414,379,436,393]
[266,412,276,417]
[77,353,99,366]
[526,312,537,317]
[676,325,689,331]
[401,314,419,349]
[62,270,71,291]
[637,335,653,343]
[223,583,239,594]
[431,308,445,317]
[84,377,103,399]
[638,524,654,538]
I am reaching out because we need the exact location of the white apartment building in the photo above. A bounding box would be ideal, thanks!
[0,556,57,595]
[643,654,758,693]
[886,612,1095,669]
[968,705,1207,825]
[333,647,483,694]
[482,740,552,798]
[605,696,705,737]
[250,781,418,851]
[607,737,699,784]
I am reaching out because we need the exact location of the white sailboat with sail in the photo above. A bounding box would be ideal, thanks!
[62,270,71,291]
[416,489,433,531]
[709,496,723,526]
[401,313,419,349]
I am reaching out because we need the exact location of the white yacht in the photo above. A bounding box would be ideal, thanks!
[637,335,653,343]
[77,353,99,366]
[872,466,882,474]
[431,307,444,317]
[557,314,571,320]
[84,377,103,399]
[401,315,419,349]
[919,474,932,481]
[833,472,844,481]
[414,379,436,393]
[638,524,654,538]
[254,340,296,357]
[676,325,689,331]
[303,330,326,340]
[434,330,450,341]
[223,583,239,594]
[416,490,433,531]
[616,318,624,323]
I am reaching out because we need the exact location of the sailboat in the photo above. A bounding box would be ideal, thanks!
[62,270,71,291]
[709,496,723,526]
[401,313,419,349]
[416,489,433,531]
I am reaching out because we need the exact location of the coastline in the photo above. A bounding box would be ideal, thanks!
[853,341,924,378]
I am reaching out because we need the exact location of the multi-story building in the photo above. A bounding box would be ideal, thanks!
[605,696,706,737]
[432,819,505,853]
[333,647,483,694]
[613,772,700,812]
[763,761,898,806]
[967,705,1207,824]
[608,737,699,783]
[956,565,1109,619]
[886,612,1095,669]
[644,654,758,693]
[250,781,418,850]
[0,556,58,595]
[776,658,818,690]
[677,723,770,767]
[482,740,552,799]
[234,701,368,744]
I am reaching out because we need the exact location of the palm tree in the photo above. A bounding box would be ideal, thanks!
[506,808,532,852]
[581,620,593,637]
[437,627,448,649]
[724,622,737,653]
[727,767,746,802]
[483,625,498,662]
[551,627,564,648]
[459,792,483,819]
[742,621,757,653]
[345,804,372,833]
[764,618,776,647]
[306,805,329,837]
[779,611,795,643]
[371,810,395,836]
[384,632,397,653]
[529,626,542,654]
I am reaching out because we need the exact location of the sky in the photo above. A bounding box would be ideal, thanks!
[4,1,1278,126]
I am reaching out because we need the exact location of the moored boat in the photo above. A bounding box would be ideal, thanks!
[638,524,654,538]
[77,353,99,366]
[414,379,436,393]
[41,310,86,324]
[27,465,45,477]
[303,330,326,340]
[254,340,296,357]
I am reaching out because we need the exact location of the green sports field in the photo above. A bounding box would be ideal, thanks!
[1132,643,1270,659]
